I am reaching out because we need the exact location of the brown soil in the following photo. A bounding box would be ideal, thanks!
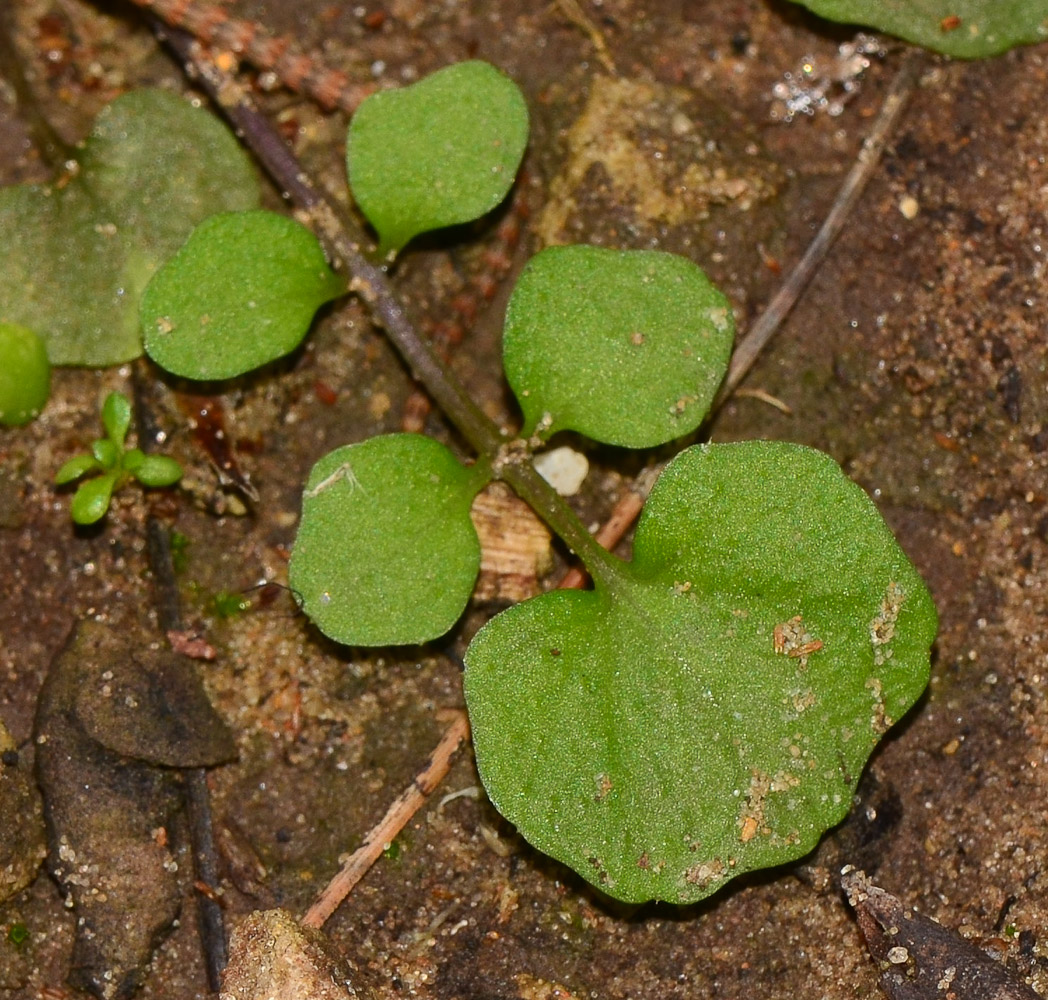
[1,1,1047,998]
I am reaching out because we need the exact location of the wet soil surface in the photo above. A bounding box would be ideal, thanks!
[1,1,1047,998]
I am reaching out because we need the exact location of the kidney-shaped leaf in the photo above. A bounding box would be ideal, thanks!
[289,435,490,646]
[465,441,937,904]
[0,90,258,365]
[787,0,1048,58]
[502,246,734,448]
[142,211,345,379]
[347,61,529,256]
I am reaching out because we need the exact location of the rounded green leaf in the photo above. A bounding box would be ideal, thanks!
[143,211,346,380]
[503,246,734,448]
[55,453,101,485]
[289,434,490,646]
[347,61,529,256]
[133,455,183,488]
[0,322,50,426]
[786,0,1048,58]
[0,90,259,365]
[465,441,937,904]
[71,473,118,525]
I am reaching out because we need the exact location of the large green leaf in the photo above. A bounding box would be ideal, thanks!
[502,246,734,448]
[0,90,258,365]
[465,441,937,904]
[347,61,529,256]
[289,435,490,646]
[787,0,1048,58]
[142,211,346,379]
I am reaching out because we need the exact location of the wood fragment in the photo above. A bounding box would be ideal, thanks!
[842,868,1041,1000]
[471,483,552,602]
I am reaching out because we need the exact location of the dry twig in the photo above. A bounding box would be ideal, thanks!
[301,711,471,930]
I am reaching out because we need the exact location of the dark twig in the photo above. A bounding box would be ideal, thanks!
[712,49,925,408]
[131,361,228,992]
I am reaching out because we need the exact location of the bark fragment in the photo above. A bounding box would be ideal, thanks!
[842,868,1040,1000]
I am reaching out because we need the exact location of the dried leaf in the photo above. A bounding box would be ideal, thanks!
[35,621,234,998]
[842,868,1041,1000]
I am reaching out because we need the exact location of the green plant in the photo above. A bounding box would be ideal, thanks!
[6,922,29,947]
[0,90,258,366]
[54,391,183,525]
[0,321,50,426]
[135,61,937,904]
[784,0,1048,58]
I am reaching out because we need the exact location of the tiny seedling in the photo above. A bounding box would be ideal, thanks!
[54,391,183,525]
[133,59,937,905]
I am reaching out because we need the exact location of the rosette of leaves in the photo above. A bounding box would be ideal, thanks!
[55,392,182,525]
[131,59,936,905]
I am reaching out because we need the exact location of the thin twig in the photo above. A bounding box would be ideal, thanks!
[126,0,373,113]
[713,49,925,408]
[554,0,617,75]
[301,710,471,929]
[131,362,228,992]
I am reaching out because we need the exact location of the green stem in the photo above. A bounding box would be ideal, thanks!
[498,459,624,585]
[164,28,622,582]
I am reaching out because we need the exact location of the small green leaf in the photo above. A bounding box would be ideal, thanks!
[7,922,29,946]
[71,472,118,525]
[289,434,490,646]
[122,447,145,473]
[55,453,101,485]
[143,211,346,380]
[465,441,937,904]
[503,246,734,448]
[785,0,1048,58]
[347,61,529,256]
[91,438,120,469]
[209,589,251,618]
[0,90,259,365]
[133,454,183,488]
[0,322,50,426]
[101,391,132,449]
